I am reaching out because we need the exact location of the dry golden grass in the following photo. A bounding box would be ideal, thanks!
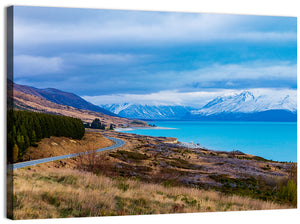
[12,167,292,220]
[21,132,113,162]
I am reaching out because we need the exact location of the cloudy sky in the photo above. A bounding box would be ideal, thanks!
[13,6,297,106]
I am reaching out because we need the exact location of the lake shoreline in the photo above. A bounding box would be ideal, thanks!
[115,126,176,131]
[117,121,297,163]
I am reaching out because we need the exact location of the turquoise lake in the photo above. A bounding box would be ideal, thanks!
[119,121,297,162]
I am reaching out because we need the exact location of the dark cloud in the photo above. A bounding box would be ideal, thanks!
[13,6,297,97]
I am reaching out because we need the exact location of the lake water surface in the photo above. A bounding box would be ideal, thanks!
[119,121,297,162]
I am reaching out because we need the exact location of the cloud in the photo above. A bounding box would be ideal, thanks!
[165,61,297,90]
[14,52,149,78]
[14,55,63,77]
[233,31,296,42]
[196,62,296,80]
[62,53,150,66]
[82,90,232,106]
[12,7,297,97]
[14,8,296,48]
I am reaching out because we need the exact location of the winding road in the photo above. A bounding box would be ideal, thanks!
[8,136,125,171]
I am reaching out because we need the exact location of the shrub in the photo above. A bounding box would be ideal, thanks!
[90,118,105,130]
[278,180,297,205]
[109,150,149,161]
[117,182,129,192]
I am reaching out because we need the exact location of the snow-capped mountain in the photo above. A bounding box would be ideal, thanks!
[191,89,297,116]
[102,103,190,120]
[102,89,297,121]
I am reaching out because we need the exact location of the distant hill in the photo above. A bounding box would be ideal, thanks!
[7,79,135,127]
[11,80,117,117]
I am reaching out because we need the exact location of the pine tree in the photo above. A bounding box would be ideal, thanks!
[91,118,102,129]
[12,144,19,163]
[8,110,85,163]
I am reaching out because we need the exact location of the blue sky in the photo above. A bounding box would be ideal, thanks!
[13,6,297,105]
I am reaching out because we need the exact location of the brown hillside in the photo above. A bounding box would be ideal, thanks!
[21,132,114,163]
[11,89,132,127]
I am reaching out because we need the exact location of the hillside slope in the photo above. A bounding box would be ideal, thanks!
[12,90,132,127]
[8,80,133,127]
[10,80,116,116]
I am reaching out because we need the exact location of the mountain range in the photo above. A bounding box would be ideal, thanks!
[102,89,297,122]
[9,79,297,122]
[103,103,191,120]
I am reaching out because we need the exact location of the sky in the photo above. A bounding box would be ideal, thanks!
[13,6,297,106]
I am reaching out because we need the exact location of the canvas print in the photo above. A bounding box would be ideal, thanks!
[7,6,297,219]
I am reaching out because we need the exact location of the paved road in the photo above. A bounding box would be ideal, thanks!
[8,136,125,171]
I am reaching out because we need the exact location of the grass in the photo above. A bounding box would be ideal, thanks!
[208,174,297,205]
[21,132,114,162]
[12,167,292,219]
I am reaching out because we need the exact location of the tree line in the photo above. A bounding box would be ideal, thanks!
[84,118,114,130]
[7,110,85,163]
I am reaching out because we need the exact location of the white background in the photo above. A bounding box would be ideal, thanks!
[1,0,299,224]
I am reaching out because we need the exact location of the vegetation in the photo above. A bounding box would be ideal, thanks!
[130,120,148,126]
[20,132,113,163]
[12,168,291,219]
[7,110,85,163]
[277,164,297,206]
[109,150,150,161]
[84,118,106,130]
[80,132,297,207]
[208,173,297,205]
[10,131,297,219]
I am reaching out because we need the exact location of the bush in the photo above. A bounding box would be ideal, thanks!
[90,118,105,130]
[278,180,297,205]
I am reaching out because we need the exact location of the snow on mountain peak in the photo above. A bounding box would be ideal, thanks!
[101,89,296,120]
[104,103,132,114]
[191,89,296,115]
[240,91,255,102]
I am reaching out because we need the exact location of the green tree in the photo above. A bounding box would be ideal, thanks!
[91,118,102,129]
[12,144,19,163]
[7,110,85,163]
[16,135,25,154]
